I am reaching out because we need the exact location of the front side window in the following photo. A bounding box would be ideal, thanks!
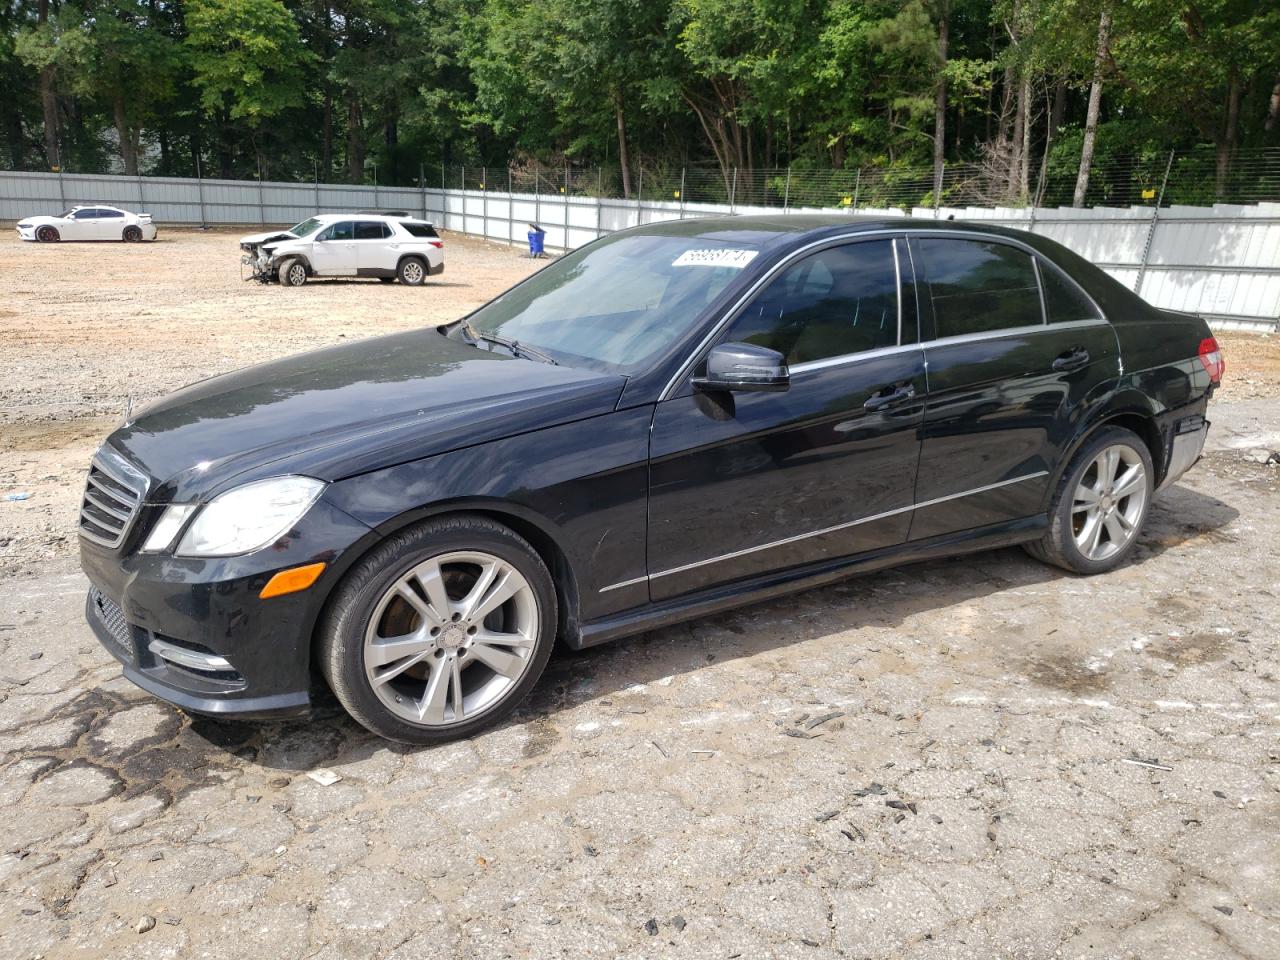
[720,240,900,364]
[319,221,354,241]
[354,221,388,240]
[917,238,1043,338]
[465,232,758,372]
[1040,262,1101,324]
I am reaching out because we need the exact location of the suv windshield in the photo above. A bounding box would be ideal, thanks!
[465,233,758,372]
[288,217,325,237]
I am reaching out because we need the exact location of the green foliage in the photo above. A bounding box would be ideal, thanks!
[0,0,1275,186]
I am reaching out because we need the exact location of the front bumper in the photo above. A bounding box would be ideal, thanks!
[81,496,374,718]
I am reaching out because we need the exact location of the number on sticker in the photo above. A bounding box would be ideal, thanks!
[672,248,759,269]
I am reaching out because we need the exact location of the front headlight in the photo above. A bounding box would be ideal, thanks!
[174,476,326,557]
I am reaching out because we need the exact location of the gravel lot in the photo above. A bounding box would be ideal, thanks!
[0,228,1278,959]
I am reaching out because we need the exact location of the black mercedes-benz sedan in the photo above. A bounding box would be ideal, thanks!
[79,215,1223,743]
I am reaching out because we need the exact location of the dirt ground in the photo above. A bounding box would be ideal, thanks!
[0,228,1278,959]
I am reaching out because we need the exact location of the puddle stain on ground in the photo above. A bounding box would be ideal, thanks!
[1023,653,1112,694]
[1144,632,1229,666]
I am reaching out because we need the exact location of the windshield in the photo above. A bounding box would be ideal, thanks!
[288,217,325,237]
[465,233,759,372]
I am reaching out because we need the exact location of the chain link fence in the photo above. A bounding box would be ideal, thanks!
[440,147,1280,211]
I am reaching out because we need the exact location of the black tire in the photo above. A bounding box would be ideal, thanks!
[1024,426,1154,575]
[318,515,557,744]
[278,258,308,286]
[36,225,59,242]
[397,257,427,286]
[122,225,143,242]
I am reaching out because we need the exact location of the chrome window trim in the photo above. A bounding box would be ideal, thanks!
[926,316,1110,349]
[658,229,903,402]
[789,341,923,375]
[596,470,1048,593]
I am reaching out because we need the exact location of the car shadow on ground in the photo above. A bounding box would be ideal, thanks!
[184,482,1240,769]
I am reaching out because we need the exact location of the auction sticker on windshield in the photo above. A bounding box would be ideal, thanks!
[672,248,759,268]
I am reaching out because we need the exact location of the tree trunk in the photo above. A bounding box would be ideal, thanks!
[1073,5,1111,207]
[615,96,632,199]
[1035,78,1066,205]
[933,2,950,201]
[1018,71,1032,200]
[347,93,364,183]
[37,0,59,169]
[1215,72,1241,198]
[1267,70,1280,132]
[322,92,333,177]
[114,98,138,176]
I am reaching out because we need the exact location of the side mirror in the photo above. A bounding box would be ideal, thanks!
[693,342,790,394]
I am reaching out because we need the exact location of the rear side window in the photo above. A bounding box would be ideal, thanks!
[354,221,389,240]
[917,238,1043,337]
[721,240,900,364]
[399,221,439,239]
[320,221,353,241]
[99,209,124,218]
[1039,262,1101,324]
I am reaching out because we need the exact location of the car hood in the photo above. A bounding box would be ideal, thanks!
[106,328,627,502]
[17,216,62,227]
[239,229,299,246]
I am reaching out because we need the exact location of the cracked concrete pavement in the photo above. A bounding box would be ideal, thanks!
[1,401,1277,959]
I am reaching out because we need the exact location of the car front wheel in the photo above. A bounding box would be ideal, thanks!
[1026,426,1154,574]
[397,257,427,286]
[36,226,59,242]
[279,259,308,286]
[318,515,557,744]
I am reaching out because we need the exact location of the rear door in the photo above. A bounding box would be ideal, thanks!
[354,220,395,273]
[311,220,357,274]
[647,236,926,600]
[907,233,1119,541]
[96,208,126,239]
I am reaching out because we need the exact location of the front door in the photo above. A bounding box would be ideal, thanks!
[907,234,1120,541]
[311,220,358,274]
[647,237,926,601]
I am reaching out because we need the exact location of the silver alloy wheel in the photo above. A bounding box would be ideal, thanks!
[285,262,307,286]
[1071,443,1148,561]
[362,550,538,727]
[401,260,425,284]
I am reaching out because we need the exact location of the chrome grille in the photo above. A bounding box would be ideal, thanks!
[79,456,145,548]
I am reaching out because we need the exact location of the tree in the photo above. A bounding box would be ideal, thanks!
[186,0,312,175]
[1073,2,1110,206]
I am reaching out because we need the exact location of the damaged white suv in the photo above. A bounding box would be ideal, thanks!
[240,213,444,286]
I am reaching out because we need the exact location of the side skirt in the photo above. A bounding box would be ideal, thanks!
[570,516,1047,650]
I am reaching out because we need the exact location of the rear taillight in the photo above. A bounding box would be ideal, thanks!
[1198,337,1225,384]
[428,240,444,249]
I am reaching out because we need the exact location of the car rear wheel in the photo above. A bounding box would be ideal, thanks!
[279,259,308,287]
[122,225,143,242]
[318,515,557,744]
[1025,426,1153,574]
[397,257,426,286]
[36,226,59,242]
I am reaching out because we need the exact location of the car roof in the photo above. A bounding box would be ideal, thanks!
[312,213,433,223]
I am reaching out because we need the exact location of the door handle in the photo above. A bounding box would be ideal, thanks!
[1052,347,1090,372]
[864,382,916,412]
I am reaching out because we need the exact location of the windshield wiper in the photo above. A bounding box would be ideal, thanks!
[461,322,557,365]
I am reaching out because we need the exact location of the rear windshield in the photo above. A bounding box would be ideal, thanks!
[399,221,439,238]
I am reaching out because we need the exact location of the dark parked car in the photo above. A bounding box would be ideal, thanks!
[80,215,1223,743]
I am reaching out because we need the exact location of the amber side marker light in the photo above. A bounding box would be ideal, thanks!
[260,562,327,599]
